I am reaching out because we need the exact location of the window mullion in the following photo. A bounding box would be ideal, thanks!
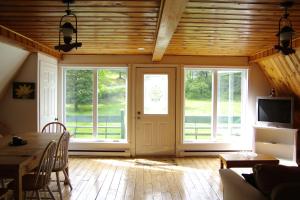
[212,70,218,140]
[93,69,98,138]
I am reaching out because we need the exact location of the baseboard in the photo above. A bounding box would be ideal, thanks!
[68,149,131,157]
[179,150,250,157]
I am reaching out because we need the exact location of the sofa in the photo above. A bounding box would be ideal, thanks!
[219,164,300,200]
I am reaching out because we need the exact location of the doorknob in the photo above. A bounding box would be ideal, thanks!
[137,111,141,115]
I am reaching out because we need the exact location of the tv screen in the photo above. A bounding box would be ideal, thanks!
[257,97,293,127]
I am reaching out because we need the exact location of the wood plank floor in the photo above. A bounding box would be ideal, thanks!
[49,157,223,200]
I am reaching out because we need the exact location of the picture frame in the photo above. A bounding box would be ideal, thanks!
[12,82,35,99]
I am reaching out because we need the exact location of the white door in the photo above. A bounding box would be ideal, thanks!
[38,60,57,131]
[135,68,176,155]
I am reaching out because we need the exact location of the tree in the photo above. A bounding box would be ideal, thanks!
[66,70,93,111]
[185,71,212,100]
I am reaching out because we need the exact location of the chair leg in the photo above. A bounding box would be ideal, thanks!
[35,190,41,200]
[56,172,63,200]
[62,169,73,190]
[47,185,55,200]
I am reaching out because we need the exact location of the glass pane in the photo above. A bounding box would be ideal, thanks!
[97,69,127,140]
[144,74,168,114]
[65,70,93,139]
[217,71,244,141]
[184,69,212,142]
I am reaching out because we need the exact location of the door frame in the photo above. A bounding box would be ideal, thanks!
[130,65,182,157]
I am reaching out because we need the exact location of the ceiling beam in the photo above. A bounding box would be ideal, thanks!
[152,0,188,61]
[0,25,61,59]
[249,37,300,63]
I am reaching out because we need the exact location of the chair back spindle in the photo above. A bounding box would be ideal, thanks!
[54,132,70,170]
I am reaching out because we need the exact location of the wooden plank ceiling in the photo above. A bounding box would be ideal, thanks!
[0,0,299,59]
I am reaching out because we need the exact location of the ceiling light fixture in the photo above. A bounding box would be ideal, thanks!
[55,0,82,52]
[274,1,295,55]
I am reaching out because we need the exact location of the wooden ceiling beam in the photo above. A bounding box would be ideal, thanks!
[152,0,188,61]
[0,25,61,59]
[249,38,300,63]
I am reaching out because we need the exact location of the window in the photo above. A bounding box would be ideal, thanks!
[183,68,247,142]
[64,68,128,142]
[144,74,168,114]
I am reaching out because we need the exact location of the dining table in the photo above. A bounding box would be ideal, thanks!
[0,132,63,200]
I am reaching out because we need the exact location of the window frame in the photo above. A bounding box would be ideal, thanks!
[62,66,129,143]
[183,67,248,143]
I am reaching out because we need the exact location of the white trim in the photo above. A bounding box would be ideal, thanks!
[212,70,218,140]
[69,150,130,157]
[92,70,98,136]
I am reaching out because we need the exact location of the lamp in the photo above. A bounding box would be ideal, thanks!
[274,1,295,55]
[55,0,82,52]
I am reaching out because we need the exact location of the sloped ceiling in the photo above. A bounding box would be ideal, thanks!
[0,42,29,99]
[255,48,300,127]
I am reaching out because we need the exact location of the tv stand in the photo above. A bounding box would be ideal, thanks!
[254,125,299,166]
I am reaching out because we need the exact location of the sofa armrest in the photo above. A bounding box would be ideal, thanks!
[271,182,300,200]
[219,169,267,200]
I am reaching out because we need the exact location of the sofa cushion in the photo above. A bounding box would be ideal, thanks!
[271,182,300,200]
[253,164,300,196]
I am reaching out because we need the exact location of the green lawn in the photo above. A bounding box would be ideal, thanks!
[184,99,241,116]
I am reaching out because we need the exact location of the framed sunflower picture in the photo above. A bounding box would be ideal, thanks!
[12,82,35,99]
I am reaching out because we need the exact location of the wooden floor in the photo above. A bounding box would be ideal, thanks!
[46,157,223,200]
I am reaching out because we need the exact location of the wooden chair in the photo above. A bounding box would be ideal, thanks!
[52,131,72,200]
[8,141,57,200]
[0,188,8,200]
[42,122,66,134]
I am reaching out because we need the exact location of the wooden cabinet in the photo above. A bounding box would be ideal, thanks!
[254,126,299,166]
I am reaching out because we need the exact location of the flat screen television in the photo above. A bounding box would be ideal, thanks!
[256,96,294,128]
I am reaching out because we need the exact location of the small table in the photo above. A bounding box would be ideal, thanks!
[219,153,279,169]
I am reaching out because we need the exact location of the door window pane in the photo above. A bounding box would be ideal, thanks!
[217,71,244,141]
[97,69,127,140]
[184,70,213,141]
[65,70,93,139]
[144,74,168,114]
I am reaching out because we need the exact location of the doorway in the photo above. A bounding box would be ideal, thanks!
[135,67,176,155]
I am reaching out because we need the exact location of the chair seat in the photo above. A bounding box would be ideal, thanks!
[7,174,47,191]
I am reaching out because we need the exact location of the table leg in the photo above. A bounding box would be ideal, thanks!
[14,169,23,200]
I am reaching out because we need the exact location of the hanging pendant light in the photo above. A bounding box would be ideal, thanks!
[55,0,82,52]
[274,1,295,55]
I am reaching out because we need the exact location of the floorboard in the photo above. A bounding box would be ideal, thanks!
[48,157,225,200]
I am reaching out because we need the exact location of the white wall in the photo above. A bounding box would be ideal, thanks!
[0,42,29,99]
[0,53,38,133]
[247,63,271,149]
